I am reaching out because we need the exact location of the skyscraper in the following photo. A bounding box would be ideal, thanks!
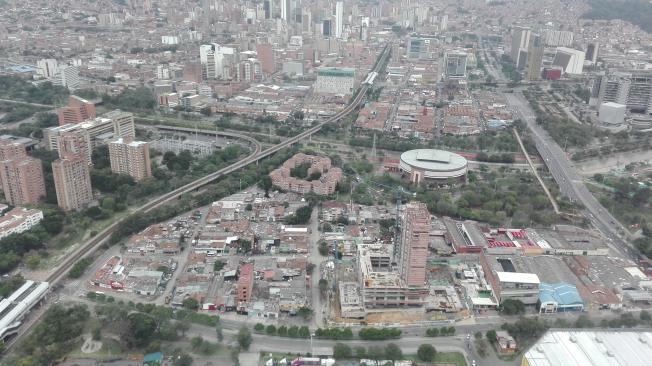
[586,42,599,64]
[444,51,468,79]
[281,0,290,21]
[511,26,531,67]
[199,43,235,80]
[36,59,58,78]
[108,137,152,182]
[399,202,430,288]
[57,130,92,165]
[0,140,45,206]
[52,155,93,212]
[256,44,275,74]
[525,34,544,81]
[263,0,271,19]
[335,1,344,39]
[54,65,80,90]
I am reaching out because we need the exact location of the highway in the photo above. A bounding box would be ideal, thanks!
[505,93,633,255]
[477,37,634,255]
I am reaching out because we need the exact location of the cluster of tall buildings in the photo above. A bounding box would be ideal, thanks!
[0,98,155,212]
[511,27,587,79]
[48,108,153,211]
[36,58,80,90]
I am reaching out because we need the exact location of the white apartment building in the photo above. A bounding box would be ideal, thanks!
[36,59,58,78]
[0,207,43,240]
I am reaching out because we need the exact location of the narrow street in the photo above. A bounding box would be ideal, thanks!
[309,207,325,327]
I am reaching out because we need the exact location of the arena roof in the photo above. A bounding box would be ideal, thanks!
[523,330,652,366]
[400,149,467,172]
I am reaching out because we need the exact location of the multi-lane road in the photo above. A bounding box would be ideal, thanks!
[506,93,633,255]
[478,40,634,254]
[477,37,634,254]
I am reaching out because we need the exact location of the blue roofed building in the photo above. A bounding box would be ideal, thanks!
[538,282,584,313]
[143,352,163,366]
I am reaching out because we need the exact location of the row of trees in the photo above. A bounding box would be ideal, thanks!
[314,327,354,340]
[358,327,402,340]
[425,326,456,337]
[501,312,651,347]
[253,323,311,338]
[333,343,410,361]
[86,291,220,327]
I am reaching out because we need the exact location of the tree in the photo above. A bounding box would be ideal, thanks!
[384,343,403,360]
[126,312,157,347]
[254,323,265,333]
[333,343,352,359]
[176,320,190,337]
[641,310,652,322]
[237,326,252,350]
[182,298,200,310]
[213,260,225,272]
[287,325,299,338]
[319,278,328,293]
[367,345,384,361]
[191,335,204,349]
[298,326,310,338]
[24,254,40,270]
[574,314,595,328]
[417,344,436,362]
[318,241,329,256]
[277,325,288,337]
[499,299,525,315]
[354,346,367,358]
[238,239,252,254]
[285,205,313,225]
[486,329,497,343]
[266,324,276,335]
[174,353,193,366]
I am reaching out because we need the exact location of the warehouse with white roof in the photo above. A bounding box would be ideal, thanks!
[523,330,652,366]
